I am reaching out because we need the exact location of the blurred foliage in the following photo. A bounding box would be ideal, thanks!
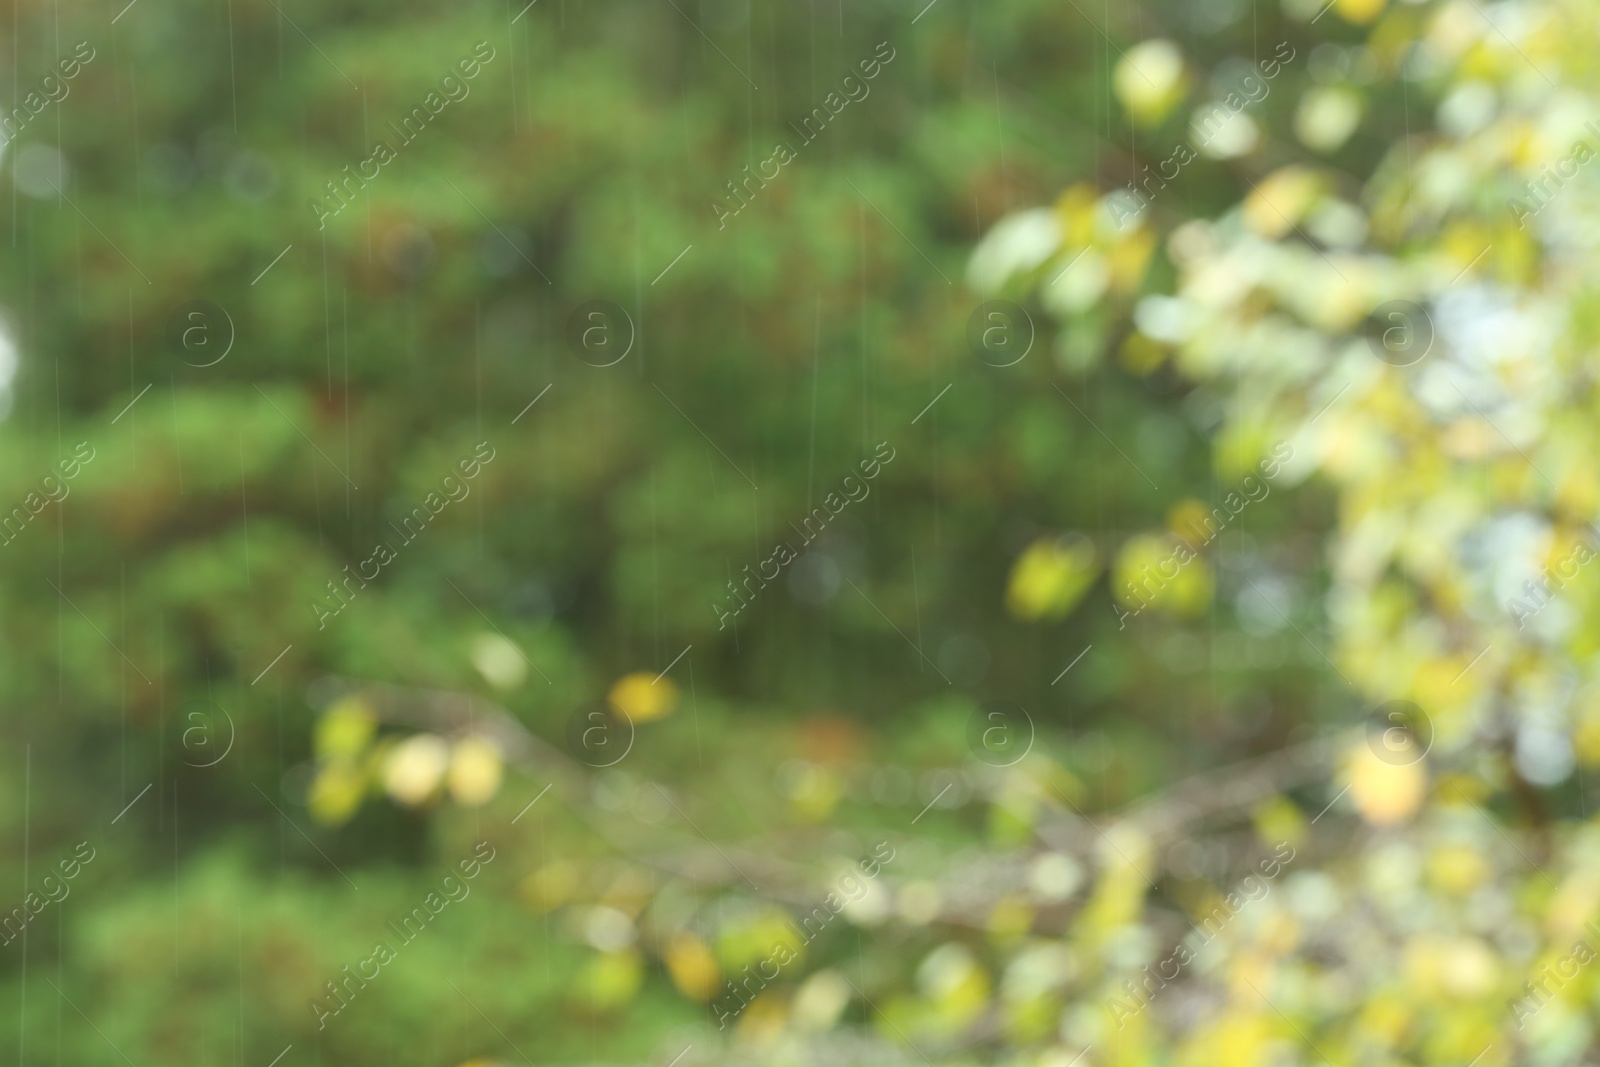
[2,0,1594,1064]
[975,0,1600,1062]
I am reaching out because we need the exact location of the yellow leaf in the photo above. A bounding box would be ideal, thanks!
[1107,227,1156,293]
[786,762,842,822]
[1053,182,1102,247]
[1295,86,1364,153]
[1545,870,1600,940]
[736,990,789,1042]
[1575,701,1600,766]
[1357,994,1413,1046]
[1005,536,1099,622]
[1427,843,1489,897]
[608,672,678,723]
[986,893,1035,947]
[1114,40,1186,126]
[576,950,643,1011]
[1243,166,1323,239]
[447,736,504,807]
[1166,498,1214,545]
[308,760,366,826]
[793,970,851,1031]
[315,697,377,760]
[664,932,722,1001]
[916,943,990,1029]
[470,632,528,691]
[1346,743,1426,826]
[1177,1008,1271,1067]
[1404,935,1499,998]
[383,734,450,807]
[1113,534,1212,618]
[1334,0,1387,24]
[1119,331,1167,375]
[1251,796,1307,851]
[520,861,581,912]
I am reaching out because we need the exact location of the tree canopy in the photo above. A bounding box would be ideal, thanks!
[0,0,1593,1064]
